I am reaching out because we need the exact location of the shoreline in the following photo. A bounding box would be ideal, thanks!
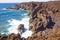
[0,1,60,40]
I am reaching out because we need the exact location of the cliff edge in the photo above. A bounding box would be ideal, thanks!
[0,1,60,40]
[18,1,60,40]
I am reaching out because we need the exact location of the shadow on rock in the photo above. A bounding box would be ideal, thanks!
[46,16,55,29]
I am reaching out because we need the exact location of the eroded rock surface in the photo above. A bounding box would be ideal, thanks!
[0,1,60,40]
[19,1,60,40]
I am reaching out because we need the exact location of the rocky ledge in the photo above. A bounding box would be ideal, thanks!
[0,1,60,40]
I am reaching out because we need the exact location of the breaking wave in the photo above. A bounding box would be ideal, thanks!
[0,10,33,38]
[7,17,33,38]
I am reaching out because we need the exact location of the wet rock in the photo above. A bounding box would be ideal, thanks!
[7,33,15,40]
[0,34,7,40]
[1,1,60,40]
[14,4,20,10]
[18,24,24,34]
[7,33,21,40]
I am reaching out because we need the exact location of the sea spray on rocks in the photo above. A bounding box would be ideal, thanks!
[7,18,33,38]
[0,10,33,38]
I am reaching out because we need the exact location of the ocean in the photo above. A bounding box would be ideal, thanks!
[0,3,20,10]
[0,3,32,38]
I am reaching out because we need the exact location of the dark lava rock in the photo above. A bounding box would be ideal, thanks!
[0,34,7,40]
[18,1,60,40]
[18,24,24,34]
[1,1,60,40]
[7,33,21,40]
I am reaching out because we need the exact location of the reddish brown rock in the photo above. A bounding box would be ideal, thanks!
[19,1,60,40]
[1,1,60,40]
[7,33,21,40]
[0,34,7,40]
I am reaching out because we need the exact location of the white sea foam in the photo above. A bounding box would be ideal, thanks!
[8,19,20,34]
[2,8,6,10]
[1,32,4,35]
[21,30,32,38]
[7,17,33,38]
[23,13,28,16]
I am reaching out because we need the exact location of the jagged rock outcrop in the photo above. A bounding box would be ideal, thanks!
[18,24,24,34]
[0,34,7,40]
[0,1,60,40]
[7,33,21,40]
[18,1,60,40]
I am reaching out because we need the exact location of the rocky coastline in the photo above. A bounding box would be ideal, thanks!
[0,1,60,40]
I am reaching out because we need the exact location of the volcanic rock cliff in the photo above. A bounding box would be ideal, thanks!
[18,1,60,40]
[0,1,60,40]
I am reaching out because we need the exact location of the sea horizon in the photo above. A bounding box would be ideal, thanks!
[0,3,20,10]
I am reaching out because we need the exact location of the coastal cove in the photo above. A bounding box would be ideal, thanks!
[0,9,33,38]
[0,1,60,40]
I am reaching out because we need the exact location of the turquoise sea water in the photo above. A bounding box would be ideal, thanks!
[0,10,29,34]
[0,3,33,38]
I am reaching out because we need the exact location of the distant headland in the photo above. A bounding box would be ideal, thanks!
[0,1,60,40]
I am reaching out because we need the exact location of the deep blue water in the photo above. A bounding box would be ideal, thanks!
[0,3,29,34]
[0,10,29,34]
[0,3,19,10]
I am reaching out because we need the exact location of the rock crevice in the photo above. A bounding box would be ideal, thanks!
[0,1,60,40]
